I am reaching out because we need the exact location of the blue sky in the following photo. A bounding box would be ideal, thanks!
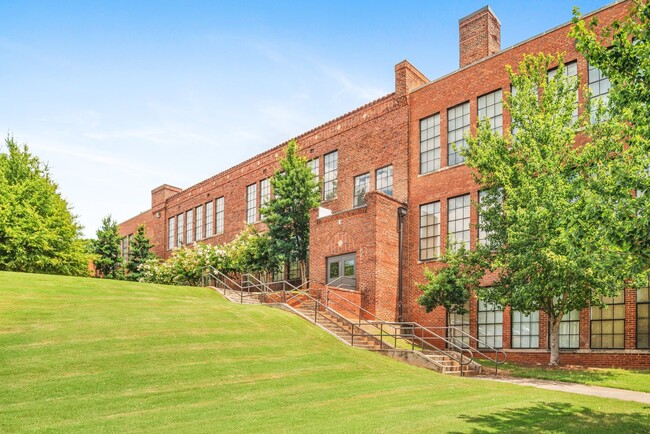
[0,0,612,237]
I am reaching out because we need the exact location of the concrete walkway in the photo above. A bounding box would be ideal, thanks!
[475,376,650,404]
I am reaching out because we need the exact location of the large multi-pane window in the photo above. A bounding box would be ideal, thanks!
[638,283,650,349]
[548,61,578,123]
[186,210,194,244]
[216,197,224,235]
[449,303,470,348]
[477,89,503,135]
[376,165,393,196]
[477,301,503,349]
[419,202,440,260]
[448,102,470,166]
[168,216,175,250]
[559,309,580,349]
[478,191,488,246]
[176,213,184,247]
[353,173,370,207]
[308,158,319,177]
[121,237,128,260]
[591,293,625,349]
[511,310,539,349]
[588,62,610,122]
[420,114,441,174]
[246,183,257,224]
[205,201,213,237]
[447,194,470,251]
[195,205,203,241]
[288,261,301,280]
[323,151,338,200]
[260,178,271,206]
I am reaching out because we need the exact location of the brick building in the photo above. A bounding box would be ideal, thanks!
[119,0,649,368]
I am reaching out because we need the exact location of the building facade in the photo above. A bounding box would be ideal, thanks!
[119,0,649,368]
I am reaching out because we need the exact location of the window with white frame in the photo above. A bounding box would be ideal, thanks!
[588,62,610,122]
[168,216,175,250]
[420,114,441,174]
[216,197,224,235]
[176,213,184,247]
[447,194,470,251]
[449,303,470,348]
[353,173,370,207]
[195,205,203,241]
[477,300,503,349]
[511,310,539,349]
[308,158,319,177]
[591,292,625,349]
[205,201,213,237]
[186,210,194,243]
[419,202,440,260]
[448,102,470,166]
[478,89,503,135]
[638,282,650,349]
[559,309,580,349]
[376,165,393,196]
[323,151,338,200]
[246,183,257,224]
[260,178,271,206]
[548,61,578,123]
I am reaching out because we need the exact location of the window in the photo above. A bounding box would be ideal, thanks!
[353,173,370,207]
[548,61,578,123]
[419,202,440,260]
[559,310,580,349]
[195,205,203,241]
[449,303,470,348]
[176,213,184,247]
[246,183,257,224]
[478,191,488,246]
[121,237,128,260]
[376,165,393,196]
[308,158,319,177]
[477,300,503,349]
[511,310,539,349]
[186,210,194,244]
[260,178,271,206]
[591,292,625,349]
[288,261,301,280]
[447,194,470,251]
[420,114,441,174]
[588,62,610,122]
[168,216,175,250]
[478,89,503,135]
[478,189,502,248]
[326,253,356,290]
[215,197,224,235]
[323,151,338,200]
[205,201,213,237]
[448,102,470,166]
[638,282,650,349]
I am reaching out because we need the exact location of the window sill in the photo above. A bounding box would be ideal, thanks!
[418,162,466,178]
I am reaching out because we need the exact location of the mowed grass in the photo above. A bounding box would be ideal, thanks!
[482,361,650,393]
[1,272,648,433]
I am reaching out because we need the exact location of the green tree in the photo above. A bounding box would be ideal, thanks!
[261,140,321,282]
[0,136,89,276]
[93,215,123,279]
[572,0,650,279]
[464,54,633,365]
[125,224,155,281]
[418,243,488,328]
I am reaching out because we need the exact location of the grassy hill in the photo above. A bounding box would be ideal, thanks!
[1,271,648,433]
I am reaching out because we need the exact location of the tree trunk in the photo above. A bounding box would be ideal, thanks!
[549,314,562,366]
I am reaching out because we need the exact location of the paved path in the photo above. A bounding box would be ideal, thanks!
[474,376,650,404]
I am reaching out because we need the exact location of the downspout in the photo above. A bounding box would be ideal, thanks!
[397,206,407,322]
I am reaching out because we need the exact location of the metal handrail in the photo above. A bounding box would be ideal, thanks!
[430,325,508,374]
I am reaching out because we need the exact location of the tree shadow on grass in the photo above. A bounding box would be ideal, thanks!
[451,402,649,433]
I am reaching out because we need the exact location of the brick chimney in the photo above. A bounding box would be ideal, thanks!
[459,6,501,68]
[151,184,182,209]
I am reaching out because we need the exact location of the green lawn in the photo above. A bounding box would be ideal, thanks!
[1,271,648,433]
[481,361,650,393]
